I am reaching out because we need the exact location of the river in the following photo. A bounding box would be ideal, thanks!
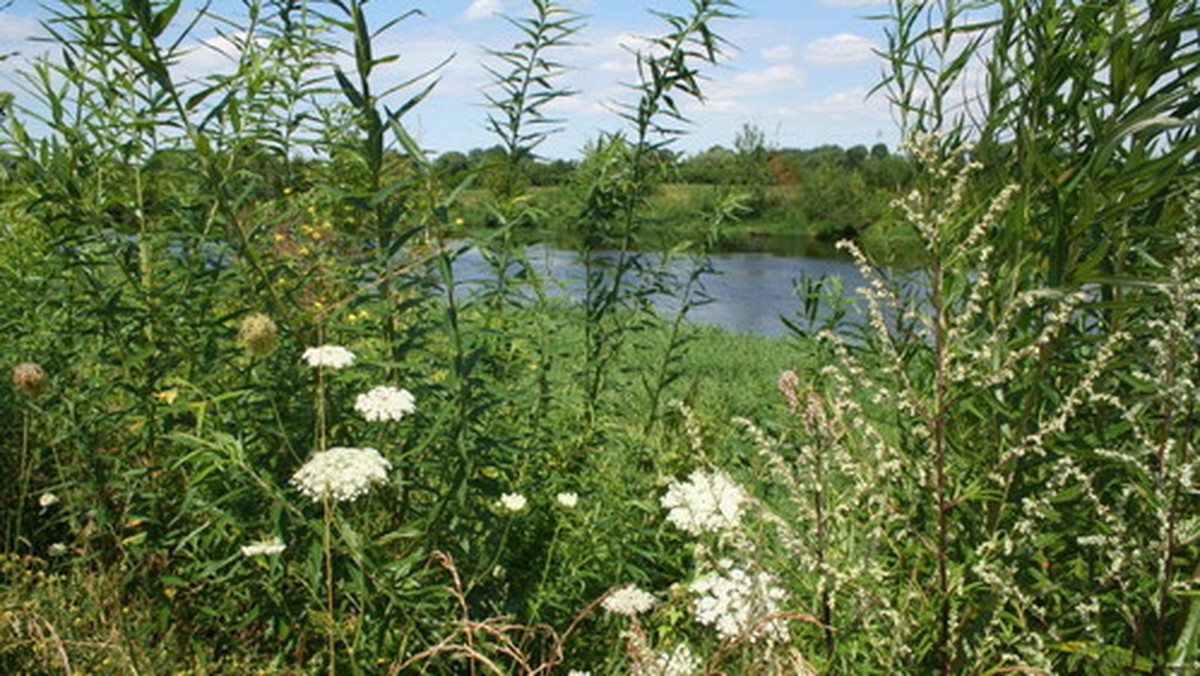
[453,243,881,338]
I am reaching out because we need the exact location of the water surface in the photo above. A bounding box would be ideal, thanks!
[455,243,877,338]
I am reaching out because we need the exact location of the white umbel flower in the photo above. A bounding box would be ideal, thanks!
[555,492,579,509]
[302,345,357,369]
[497,492,527,512]
[354,386,416,422]
[602,584,656,616]
[661,469,748,536]
[38,492,60,508]
[291,447,391,503]
[240,536,287,557]
[689,560,789,643]
[634,643,702,676]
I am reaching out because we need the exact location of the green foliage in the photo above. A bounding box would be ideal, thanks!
[2,0,1194,673]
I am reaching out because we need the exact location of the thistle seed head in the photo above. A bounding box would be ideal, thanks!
[13,362,47,397]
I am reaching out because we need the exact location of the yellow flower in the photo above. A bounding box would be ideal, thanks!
[153,389,179,405]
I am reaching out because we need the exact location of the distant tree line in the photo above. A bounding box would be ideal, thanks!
[433,124,916,241]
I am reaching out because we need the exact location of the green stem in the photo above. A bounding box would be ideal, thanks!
[324,496,336,676]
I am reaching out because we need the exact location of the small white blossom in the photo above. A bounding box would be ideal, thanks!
[497,492,527,512]
[38,492,60,508]
[634,642,701,676]
[47,543,68,557]
[602,584,656,616]
[661,469,748,536]
[240,536,287,558]
[354,386,416,422]
[302,345,357,369]
[291,447,391,503]
[555,492,579,509]
[567,671,592,676]
[689,560,789,643]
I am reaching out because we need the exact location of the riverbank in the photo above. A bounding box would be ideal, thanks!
[447,184,926,264]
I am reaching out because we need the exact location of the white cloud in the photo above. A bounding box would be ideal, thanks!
[462,0,503,22]
[802,33,878,66]
[731,64,805,92]
[801,87,887,117]
[760,44,799,63]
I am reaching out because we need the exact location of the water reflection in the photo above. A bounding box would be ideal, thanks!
[454,244,880,338]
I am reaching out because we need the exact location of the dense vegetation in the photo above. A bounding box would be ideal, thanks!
[1,0,1197,674]
[440,135,916,248]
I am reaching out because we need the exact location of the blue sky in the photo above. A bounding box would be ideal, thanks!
[0,0,900,158]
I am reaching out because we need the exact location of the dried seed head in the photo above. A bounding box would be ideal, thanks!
[13,362,47,397]
[238,313,278,357]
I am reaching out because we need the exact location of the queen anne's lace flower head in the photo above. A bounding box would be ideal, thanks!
[689,560,789,643]
[13,362,47,397]
[602,584,656,616]
[38,493,60,508]
[661,469,748,536]
[555,491,579,508]
[634,642,701,676]
[291,447,391,503]
[239,313,278,356]
[497,492,527,512]
[354,386,416,422]
[302,345,356,369]
[240,536,287,557]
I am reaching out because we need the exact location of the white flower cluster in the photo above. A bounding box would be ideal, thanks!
[602,584,657,616]
[291,446,391,503]
[302,345,357,369]
[555,491,579,509]
[497,492,527,512]
[354,385,416,422]
[689,560,789,643]
[661,469,748,536]
[38,492,60,508]
[633,642,702,676]
[240,536,287,557]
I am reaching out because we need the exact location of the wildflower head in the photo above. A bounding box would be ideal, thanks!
[497,492,528,513]
[12,362,47,397]
[555,492,579,509]
[290,446,391,503]
[602,584,656,616]
[302,345,356,369]
[777,369,801,413]
[238,312,278,357]
[354,386,416,422]
[689,560,789,643]
[240,536,287,558]
[38,493,60,508]
[632,642,701,676]
[661,469,748,536]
